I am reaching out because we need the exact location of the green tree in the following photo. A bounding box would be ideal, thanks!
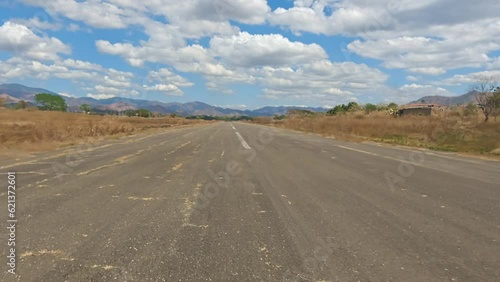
[386,102,399,117]
[136,109,152,118]
[346,101,360,112]
[364,103,377,114]
[327,102,361,115]
[80,104,91,113]
[387,102,398,109]
[327,104,346,115]
[15,100,28,110]
[34,93,67,112]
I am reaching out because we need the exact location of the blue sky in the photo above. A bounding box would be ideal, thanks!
[1,0,500,109]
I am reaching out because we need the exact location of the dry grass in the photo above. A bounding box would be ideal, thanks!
[0,110,209,155]
[253,109,500,156]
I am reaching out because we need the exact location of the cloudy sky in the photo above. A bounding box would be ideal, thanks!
[1,0,499,108]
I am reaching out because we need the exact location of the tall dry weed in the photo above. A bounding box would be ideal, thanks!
[0,110,207,153]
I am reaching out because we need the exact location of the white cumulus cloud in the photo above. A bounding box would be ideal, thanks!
[0,21,70,61]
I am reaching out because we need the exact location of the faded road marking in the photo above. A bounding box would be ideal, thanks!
[183,223,209,228]
[335,145,426,167]
[181,183,203,227]
[128,196,155,201]
[0,143,114,170]
[91,264,116,270]
[77,148,149,176]
[336,145,380,157]
[235,132,251,150]
[193,144,201,152]
[0,171,46,175]
[21,250,122,272]
[166,141,192,156]
[77,163,116,176]
[36,178,49,185]
[20,249,73,261]
[169,163,183,172]
[177,141,191,149]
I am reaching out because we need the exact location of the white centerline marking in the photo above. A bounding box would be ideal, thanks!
[235,132,252,150]
[230,123,251,150]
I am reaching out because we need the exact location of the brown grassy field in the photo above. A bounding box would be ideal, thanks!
[251,109,500,157]
[0,110,208,155]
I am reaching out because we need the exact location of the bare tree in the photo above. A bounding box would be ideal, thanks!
[472,76,498,122]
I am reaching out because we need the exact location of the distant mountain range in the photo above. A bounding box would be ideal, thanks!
[409,91,478,106]
[0,83,477,115]
[0,83,326,116]
[0,83,59,101]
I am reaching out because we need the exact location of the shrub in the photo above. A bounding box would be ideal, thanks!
[464,102,478,117]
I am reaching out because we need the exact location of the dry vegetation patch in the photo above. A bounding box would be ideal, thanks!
[252,110,500,156]
[0,110,208,154]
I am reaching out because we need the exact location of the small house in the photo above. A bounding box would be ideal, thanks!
[398,107,432,116]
